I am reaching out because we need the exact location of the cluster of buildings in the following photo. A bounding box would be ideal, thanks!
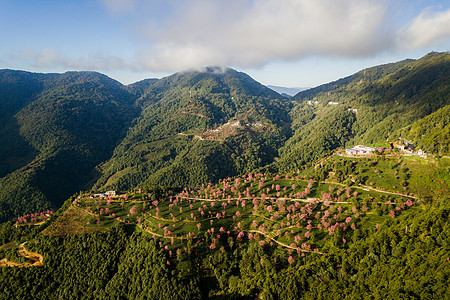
[394,142,427,157]
[344,142,427,157]
[345,145,376,156]
[90,190,116,198]
[307,100,320,105]
[306,100,359,114]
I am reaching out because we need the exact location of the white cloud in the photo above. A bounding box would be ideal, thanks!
[6,0,450,76]
[14,48,135,72]
[400,7,450,49]
[137,0,394,71]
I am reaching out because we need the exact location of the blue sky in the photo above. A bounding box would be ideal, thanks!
[1,0,449,87]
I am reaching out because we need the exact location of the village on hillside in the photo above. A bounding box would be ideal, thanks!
[89,190,117,198]
[342,140,427,157]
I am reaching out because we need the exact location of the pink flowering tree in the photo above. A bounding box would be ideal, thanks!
[288,256,295,264]
[130,206,138,215]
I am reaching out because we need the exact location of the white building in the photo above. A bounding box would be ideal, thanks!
[345,145,376,155]
[105,190,116,197]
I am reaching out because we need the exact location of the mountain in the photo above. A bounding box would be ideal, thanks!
[0,53,449,222]
[0,67,291,221]
[0,53,449,299]
[266,85,308,97]
[276,52,450,170]
[93,67,291,191]
[406,104,450,155]
[0,70,138,221]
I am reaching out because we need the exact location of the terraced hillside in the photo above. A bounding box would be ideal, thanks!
[1,151,447,298]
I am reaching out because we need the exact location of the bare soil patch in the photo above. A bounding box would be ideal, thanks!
[0,243,43,268]
[41,205,106,236]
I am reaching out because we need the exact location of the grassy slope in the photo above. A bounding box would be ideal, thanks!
[41,152,448,253]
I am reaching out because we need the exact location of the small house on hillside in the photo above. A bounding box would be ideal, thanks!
[417,149,427,157]
[105,190,116,197]
[353,145,375,154]
[345,145,375,156]
[395,144,405,151]
[90,193,104,198]
[307,100,319,105]
[395,139,415,152]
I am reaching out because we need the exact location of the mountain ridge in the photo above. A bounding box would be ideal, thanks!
[0,52,448,221]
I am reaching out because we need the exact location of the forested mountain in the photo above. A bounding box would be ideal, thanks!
[406,104,450,155]
[277,52,450,169]
[93,67,290,191]
[0,52,449,299]
[0,71,138,221]
[0,52,449,222]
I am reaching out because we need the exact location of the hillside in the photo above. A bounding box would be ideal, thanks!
[0,71,138,221]
[0,53,448,222]
[406,104,450,155]
[93,67,291,191]
[0,151,448,298]
[277,52,450,169]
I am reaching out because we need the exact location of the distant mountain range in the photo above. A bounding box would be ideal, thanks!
[0,52,448,221]
[266,85,308,97]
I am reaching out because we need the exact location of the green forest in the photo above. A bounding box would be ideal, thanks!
[0,53,449,221]
[0,52,449,299]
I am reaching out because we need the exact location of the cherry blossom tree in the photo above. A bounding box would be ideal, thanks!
[288,256,295,264]
[130,206,138,215]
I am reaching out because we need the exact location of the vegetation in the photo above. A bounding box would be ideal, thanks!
[0,53,449,298]
[0,71,138,221]
[279,52,450,169]
[94,68,290,191]
[0,152,448,298]
[0,53,449,221]
[407,105,450,155]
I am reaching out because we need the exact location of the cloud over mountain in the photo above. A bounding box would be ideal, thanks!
[137,0,394,71]
[96,0,450,72]
[4,0,449,75]
[401,7,450,49]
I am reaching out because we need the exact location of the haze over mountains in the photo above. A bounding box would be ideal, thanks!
[266,85,308,97]
[0,52,448,221]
